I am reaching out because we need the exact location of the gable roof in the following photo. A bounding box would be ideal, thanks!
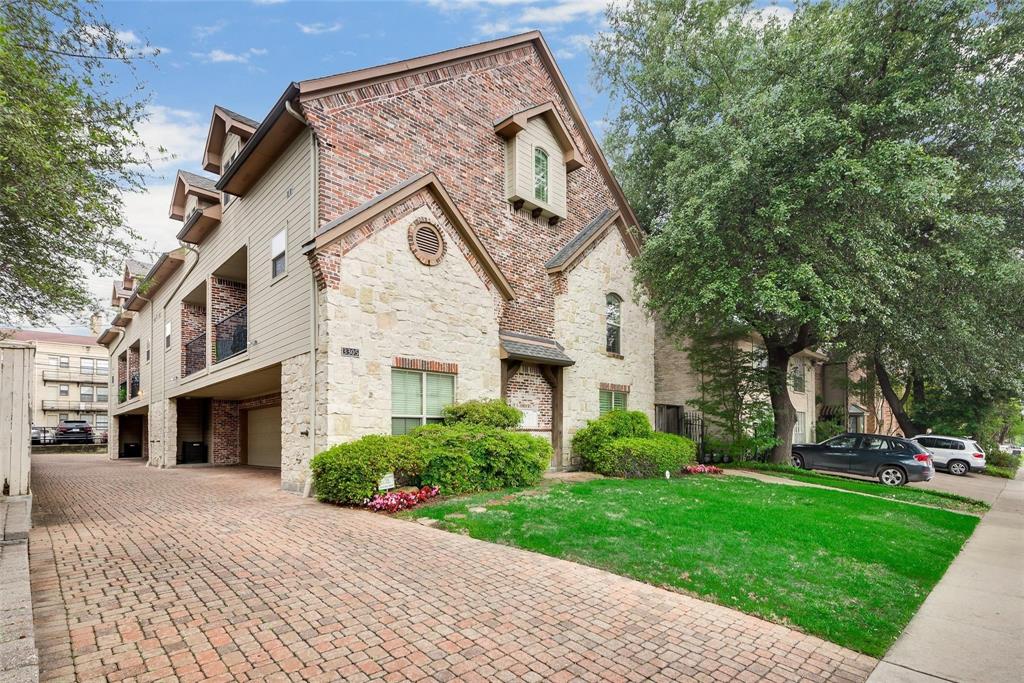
[124,259,153,278]
[499,331,574,367]
[202,105,259,173]
[303,172,515,301]
[545,208,638,273]
[169,170,220,221]
[493,102,583,171]
[221,32,641,232]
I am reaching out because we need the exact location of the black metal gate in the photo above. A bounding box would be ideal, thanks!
[655,404,705,459]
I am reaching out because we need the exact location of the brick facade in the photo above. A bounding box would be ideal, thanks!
[180,302,206,377]
[505,363,553,439]
[300,43,620,339]
[209,276,247,362]
[127,345,140,398]
[210,399,240,465]
[117,353,127,399]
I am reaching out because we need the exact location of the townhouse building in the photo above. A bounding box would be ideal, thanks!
[100,31,815,490]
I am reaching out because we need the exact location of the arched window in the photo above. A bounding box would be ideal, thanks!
[606,293,622,354]
[533,147,549,203]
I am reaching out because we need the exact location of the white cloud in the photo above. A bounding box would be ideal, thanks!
[114,28,168,57]
[135,105,207,171]
[476,20,534,37]
[554,32,594,59]
[519,0,609,25]
[191,47,267,64]
[297,21,343,35]
[193,21,226,40]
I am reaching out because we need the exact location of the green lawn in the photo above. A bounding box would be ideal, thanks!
[403,476,978,656]
[722,462,990,514]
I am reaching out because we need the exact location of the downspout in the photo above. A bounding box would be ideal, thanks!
[159,243,201,468]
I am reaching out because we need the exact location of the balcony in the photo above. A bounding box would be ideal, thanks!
[129,371,140,399]
[42,370,110,384]
[118,381,127,403]
[214,306,247,363]
[42,400,109,412]
[183,333,206,377]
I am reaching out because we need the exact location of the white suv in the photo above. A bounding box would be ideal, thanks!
[910,435,986,476]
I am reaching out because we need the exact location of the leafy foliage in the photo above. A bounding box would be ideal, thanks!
[309,435,421,504]
[0,0,160,327]
[594,0,1024,461]
[441,399,523,430]
[589,432,697,478]
[571,410,653,469]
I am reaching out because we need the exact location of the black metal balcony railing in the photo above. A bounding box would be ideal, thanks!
[129,371,140,399]
[184,333,207,377]
[214,306,247,363]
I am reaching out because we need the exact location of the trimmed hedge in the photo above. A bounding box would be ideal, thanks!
[442,399,523,429]
[590,432,697,478]
[310,423,551,503]
[310,435,422,504]
[571,410,654,470]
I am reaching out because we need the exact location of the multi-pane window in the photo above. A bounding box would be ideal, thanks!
[59,356,69,368]
[49,355,59,367]
[95,415,109,430]
[165,322,172,349]
[271,229,287,278]
[533,147,549,203]
[391,369,455,435]
[59,413,68,421]
[789,359,806,392]
[81,358,94,374]
[599,389,627,416]
[96,386,109,403]
[606,293,622,354]
[59,384,69,397]
[97,359,109,375]
[794,411,807,443]
[81,385,94,402]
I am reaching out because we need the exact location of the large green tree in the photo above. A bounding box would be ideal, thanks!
[595,0,1024,462]
[0,0,155,328]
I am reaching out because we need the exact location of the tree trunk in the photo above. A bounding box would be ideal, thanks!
[874,356,923,436]
[765,344,797,464]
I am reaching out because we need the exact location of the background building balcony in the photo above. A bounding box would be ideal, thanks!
[42,370,110,385]
[42,400,110,412]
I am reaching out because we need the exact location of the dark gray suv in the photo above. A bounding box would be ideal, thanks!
[791,433,935,486]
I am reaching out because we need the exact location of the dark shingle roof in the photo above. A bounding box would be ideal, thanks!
[217,106,260,130]
[500,331,575,367]
[124,259,153,277]
[178,170,218,193]
[545,208,617,271]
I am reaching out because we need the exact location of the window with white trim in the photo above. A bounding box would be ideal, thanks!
[59,356,69,368]
[96,415,109,430]
[534,147,549,203]
[59,384,69,397]
[606,293,622,354]
[599,389,627,416]
[80,358,94,374]
[97,359,109,375]
[391,369,455,435]
[271,229,287,278]
[165,322,171,349]
[80,385,94,402]
[96,386,109,402]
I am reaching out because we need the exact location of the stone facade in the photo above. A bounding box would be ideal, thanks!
[281,353,311,493]
[314,203,502,449]
[554,227,656,462]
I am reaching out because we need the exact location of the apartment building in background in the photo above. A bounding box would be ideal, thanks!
[7,329,111,432]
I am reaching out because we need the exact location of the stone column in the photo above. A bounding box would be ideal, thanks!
[281,352,312,493]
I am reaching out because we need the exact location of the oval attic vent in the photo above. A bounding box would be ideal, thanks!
[409,222,445,265]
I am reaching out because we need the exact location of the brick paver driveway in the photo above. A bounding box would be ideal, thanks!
[30,455,877,682]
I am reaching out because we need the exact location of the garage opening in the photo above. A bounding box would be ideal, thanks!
[245,404,281,468]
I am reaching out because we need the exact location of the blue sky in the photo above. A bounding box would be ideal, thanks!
[57,0,791,333]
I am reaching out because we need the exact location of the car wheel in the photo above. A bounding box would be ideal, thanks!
[791,453,805,469]
[948,460,969,476]
[878,466,906,487]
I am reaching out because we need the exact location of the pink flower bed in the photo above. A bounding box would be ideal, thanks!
[681,464,723,475]
[366,486,440,513]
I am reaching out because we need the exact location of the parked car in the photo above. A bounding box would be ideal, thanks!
[791,433,934,486]
[910,435,986,476]
[31,426,55,445]
[55,419,93,444]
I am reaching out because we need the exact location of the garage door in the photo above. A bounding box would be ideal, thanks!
[246,405,281,468]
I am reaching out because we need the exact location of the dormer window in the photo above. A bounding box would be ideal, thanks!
[534,147,549,203]
[494,102,583,223]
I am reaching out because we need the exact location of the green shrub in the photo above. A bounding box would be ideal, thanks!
[572,410,654,470]
[589,433,697,478]
[442,399,523,429]
[310,434,421,504]
[411,423,550,494]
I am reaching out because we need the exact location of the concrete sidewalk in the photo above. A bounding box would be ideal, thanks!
[868,469,1024,682]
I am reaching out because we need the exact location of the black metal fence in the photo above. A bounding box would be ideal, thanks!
[655,404,706,460]
[183,333,206,376]
[129,371,140,399]
[214,306,247,362]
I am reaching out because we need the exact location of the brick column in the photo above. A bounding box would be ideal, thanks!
[210,400,241,465]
